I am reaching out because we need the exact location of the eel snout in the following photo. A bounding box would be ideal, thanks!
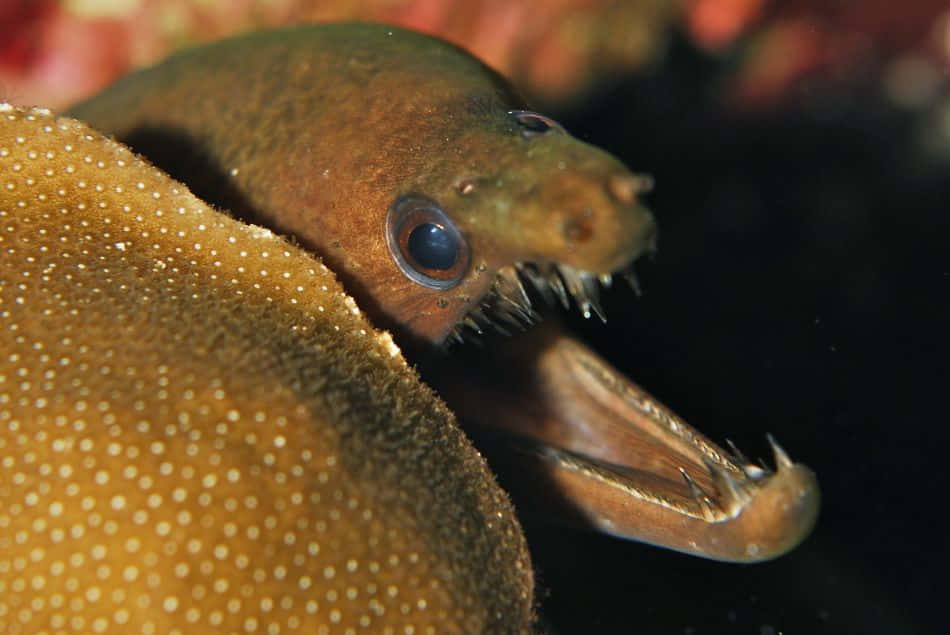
[428,322,820,563]
[446,182,656,345]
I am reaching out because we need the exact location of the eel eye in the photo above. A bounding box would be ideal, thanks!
[386,195,470,290]
[508,110,566,138]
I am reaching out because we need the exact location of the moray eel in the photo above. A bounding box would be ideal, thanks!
[1,22,819,632]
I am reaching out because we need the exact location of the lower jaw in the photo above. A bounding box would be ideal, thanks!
[424,318,819,563]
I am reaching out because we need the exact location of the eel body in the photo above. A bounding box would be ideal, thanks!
[0,105,533,633]
[1,22,819,633]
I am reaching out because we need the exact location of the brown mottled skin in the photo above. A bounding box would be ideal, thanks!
[68,23,656,348]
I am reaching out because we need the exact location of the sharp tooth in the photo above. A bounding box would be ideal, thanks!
[496,300,536,329]
[476,304,515,336]
[742,464,768,480]
[493,325,513,336]
[756,457,770,471]
[517,262,555,305]
[543,267,569,309]
[495,265,533,314]
[515,262,548,296]
[469,306,491,325]
[447,328,465,346]
[557,265,606,322]
[462,259,622,343]
[704,458,752,511]
[556,265,583,302]
[529,280,555,306]
[579,270,606,322]
[462,316,483,335]
[726,438,750,464]
[766,433,794,471]
[505,302,538,324]
[679,467,718,522]
[622,268,642,296]
[494,308,526,331]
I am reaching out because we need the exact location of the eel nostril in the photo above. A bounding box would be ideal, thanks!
[562,214,593,244]
[606,173,653,205]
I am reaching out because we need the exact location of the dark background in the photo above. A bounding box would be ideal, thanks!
[513,36,946,635]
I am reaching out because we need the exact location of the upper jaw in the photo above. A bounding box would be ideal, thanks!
[446,259,644,344]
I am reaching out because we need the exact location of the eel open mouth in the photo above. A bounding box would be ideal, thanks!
[427,261,820,563]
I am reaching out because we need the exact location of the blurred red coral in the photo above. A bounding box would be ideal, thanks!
[375,0,677,102]
[2,0,132,107]
[0,0,57,71]
[686,0,765,51]
[1,0,947,111]
[1,0,678,109]
[723,1,950,107]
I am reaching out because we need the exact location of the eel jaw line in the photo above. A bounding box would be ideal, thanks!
[520,333,819,562]
[435,261,819,562]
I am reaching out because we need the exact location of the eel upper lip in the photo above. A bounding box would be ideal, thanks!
[447,261,631,344]
[431,264,820,562]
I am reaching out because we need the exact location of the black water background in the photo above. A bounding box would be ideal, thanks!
[520,36,947,635]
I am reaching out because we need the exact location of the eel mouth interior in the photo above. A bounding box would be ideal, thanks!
[432,261,820,562]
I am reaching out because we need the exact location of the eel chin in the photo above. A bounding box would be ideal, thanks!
[426,270,819,563]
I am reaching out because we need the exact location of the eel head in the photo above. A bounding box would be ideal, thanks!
[368,86,819,563]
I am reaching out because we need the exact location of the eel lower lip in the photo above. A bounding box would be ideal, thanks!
[426,321,819,563]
